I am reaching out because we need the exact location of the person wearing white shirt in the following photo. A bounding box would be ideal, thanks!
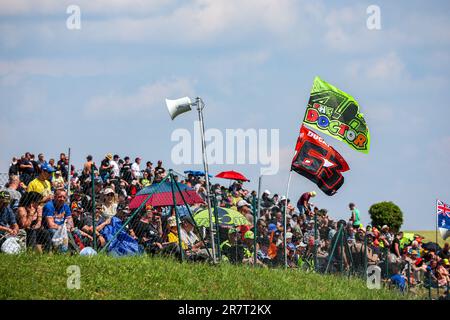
[131,157,142,179]
[111,155,120,177]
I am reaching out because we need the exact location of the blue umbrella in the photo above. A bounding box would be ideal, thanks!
[184,170,213,177]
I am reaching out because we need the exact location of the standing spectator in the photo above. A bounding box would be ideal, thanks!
[100,153,113,182]
[37,153,46,168]
[121,156,133,183]
[297,191,316,216]
[9,157,19,176]
[348,202,361,229]
[131,157,142,180]
[57,153,68,181]
[83,155,95,177]
[19,153,35,185]
[154,160,165,182]
[111,155,120,177]
[48,158,56,170]
[27,162,55,202]
[145,161,154,181]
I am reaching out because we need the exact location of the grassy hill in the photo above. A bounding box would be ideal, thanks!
[404,230,448,247]
[0,254,412,300]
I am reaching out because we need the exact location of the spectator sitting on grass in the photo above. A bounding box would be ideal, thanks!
[0,191,19,246]
[180,215,209,261]
[42,189,73,252]
[16,192,47,252]
[101,188,118,219]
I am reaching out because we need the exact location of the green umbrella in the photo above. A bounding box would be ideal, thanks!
[194,207,251,227]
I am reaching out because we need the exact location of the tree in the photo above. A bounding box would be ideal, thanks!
[369,201,403,232]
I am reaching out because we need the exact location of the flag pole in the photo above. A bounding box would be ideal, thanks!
[284,170,293,268]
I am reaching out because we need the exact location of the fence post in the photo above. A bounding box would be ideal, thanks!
[212,193,221,261]
[252,196,257,267]
[314,212,318,272]
[91,168,96,251]
[169,172,184,263]
[325,225,343,273]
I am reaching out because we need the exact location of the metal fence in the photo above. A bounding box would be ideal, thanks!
[0,170,448,300]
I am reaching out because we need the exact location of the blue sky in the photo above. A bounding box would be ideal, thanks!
[1,0,449,229]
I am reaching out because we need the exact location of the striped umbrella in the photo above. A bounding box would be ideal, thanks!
[129,181,204,209]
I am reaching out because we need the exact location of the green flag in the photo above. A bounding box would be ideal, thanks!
[303,76,370,154]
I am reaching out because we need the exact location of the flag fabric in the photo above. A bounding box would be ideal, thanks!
[291,125,350,196]
[303,76,370,154]
[437,199,450,240]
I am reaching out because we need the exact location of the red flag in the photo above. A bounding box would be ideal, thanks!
[291,125,350,196]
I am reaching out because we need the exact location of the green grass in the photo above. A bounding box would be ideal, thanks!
[404,230,448,248]
[0,254,413,300]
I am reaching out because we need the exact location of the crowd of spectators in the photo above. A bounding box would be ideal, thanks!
[1,152,449,297]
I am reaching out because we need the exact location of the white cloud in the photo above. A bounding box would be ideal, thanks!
[84,77,195,117]
[0,58,134,86]
[0,0,173,16]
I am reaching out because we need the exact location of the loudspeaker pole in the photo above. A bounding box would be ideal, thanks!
[196,97,217,263]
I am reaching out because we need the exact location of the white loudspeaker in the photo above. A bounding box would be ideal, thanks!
[165,97,192,120]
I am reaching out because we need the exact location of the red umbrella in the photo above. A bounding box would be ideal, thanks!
[215,170,249,182]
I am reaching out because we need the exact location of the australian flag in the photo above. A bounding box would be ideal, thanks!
[437,199,450,240]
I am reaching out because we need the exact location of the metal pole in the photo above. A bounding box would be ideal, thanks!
[340,228,344,273]
[169,172,184,262]
[172,172,212,260]
[435,199,440,297]
[314,211,318,272]
[212,193,221,261]
[283,171,293,268]
[196,98,216,263]
[67,148,71,198]
[364,234,368,278]
[91,168,97,251]
[252,196,257,267]
[325,224,343,273]
[257,175,262,220]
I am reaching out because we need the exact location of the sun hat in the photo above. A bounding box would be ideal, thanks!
[103,188,114,195]
[237,199,251,208]
[310,191,317,197]
[105,153,113,160]
[167,216,177,227]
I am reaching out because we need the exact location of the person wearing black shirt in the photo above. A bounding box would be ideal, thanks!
[120,157,133,183]
[57,153,69,181]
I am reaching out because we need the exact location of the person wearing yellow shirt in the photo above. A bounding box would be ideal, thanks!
[166,216,188,250]
[27,162,55,202]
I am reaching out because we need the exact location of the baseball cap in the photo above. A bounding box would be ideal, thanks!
[0,191,11,202]
[285,232,293,239]
[268,223,277,233]
[297,242,307,248]
[103,188,114,195]
[244,231,254,239]
[237,199,251,208]
[310,191,317,197]
[263,189,271,195]
[41,162,56,173]
[381,225,389,230]
[280,195,287,201]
